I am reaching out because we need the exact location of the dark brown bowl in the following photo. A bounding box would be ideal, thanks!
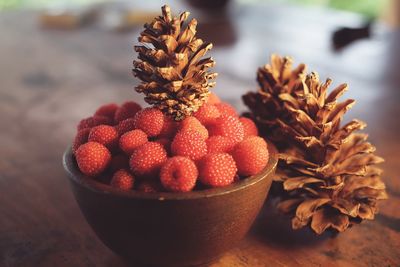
[63,143,278,267]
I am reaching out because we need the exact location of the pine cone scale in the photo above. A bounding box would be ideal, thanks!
[133,5,216,120]
[245,54,388,234]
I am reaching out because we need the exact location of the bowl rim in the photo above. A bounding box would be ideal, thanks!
[63,141,278,200]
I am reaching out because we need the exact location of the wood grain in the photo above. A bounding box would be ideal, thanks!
[0,3,399,267]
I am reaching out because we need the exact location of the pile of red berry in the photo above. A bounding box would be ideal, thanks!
[72,93,269,192]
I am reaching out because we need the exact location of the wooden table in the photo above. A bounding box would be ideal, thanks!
[1,2,399,266]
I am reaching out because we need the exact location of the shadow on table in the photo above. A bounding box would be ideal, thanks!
[249,198,333,248]
[376,213,400,233]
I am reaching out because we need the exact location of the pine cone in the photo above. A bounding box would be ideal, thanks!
[242,54,306,143]
[274,73,388,234]
[133,5,217,121]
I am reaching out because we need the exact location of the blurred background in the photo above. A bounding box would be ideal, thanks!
[1,0,399,135]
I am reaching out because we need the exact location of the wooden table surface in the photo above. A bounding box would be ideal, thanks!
[1,2,399,267]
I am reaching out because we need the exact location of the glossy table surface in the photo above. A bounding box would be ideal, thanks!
[0,2,399,267]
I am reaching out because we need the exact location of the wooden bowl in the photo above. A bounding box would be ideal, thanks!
[62,143,278,267]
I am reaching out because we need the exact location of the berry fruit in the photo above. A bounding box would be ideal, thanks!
[129,142,167,177]
[180,116,208,140]
[160,156,198,192]
[214,102,237,118]
[75,142,111,176]
[88,125,118,149]
[94,103,119,119]
[208,115,244,144]
[119,129,148,155]
[77,116,112,131]
[199,153,237,187]
[171,130,207,161]
[159,115,177,138]
[116,118,136,136]
[194,103,221,125]
[114,101,142,123]
[239,117,258,137]
[134,108,164,137]
[206,136,234,154]
[110,169,135,190]
[231,136,269,176]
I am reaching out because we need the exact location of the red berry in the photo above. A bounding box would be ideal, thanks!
[75,142,111,176]
[208,116,244,144]
[160,156,198,192]
[159,115,177,138]
[206,136,234,153]
[110,169,135,190]
[77,116,112,131]
[119,129,148,155]
[129,142,167,177]
[199,153,237,187]
[94,103,119,119]
[109,154,129,172]
[88,125,118,150]
[133,108,164,137]
[72,128,90,154]
[116,118,136,136]
[137,180,163,193]
[207,92,221,105]
[114,101,142,123]
[231,136,269,176]
[171,130,208,161]
[239,117,258,137]
[194,103,221,125]
[214,102,237,118]
[180,117,208,140]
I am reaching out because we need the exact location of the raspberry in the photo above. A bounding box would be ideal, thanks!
[129,142,167,177]
[110,169,134,190]
[160,156,198,192]
[179,117,208,140]
[133,108,164,137]
[159,115,177,138]
[207,92,221,105]
[75,142,111,176]
[116,118,136,136]
[119,129,148,155]
[194,103,221,125]
[137,180,163,193]
[199,153,237,187]
[72,128,90,154]
[109,154,129,172]
[239,117,259,137]
[94,103,119,119]
[231,136,269,176]
[114,101,142,123]
[208,116,244,144]
[171,130,207,161]
[77,116,112,131]
[214,102,237,118]
[206,136,234,153]
[88,125,118,150]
